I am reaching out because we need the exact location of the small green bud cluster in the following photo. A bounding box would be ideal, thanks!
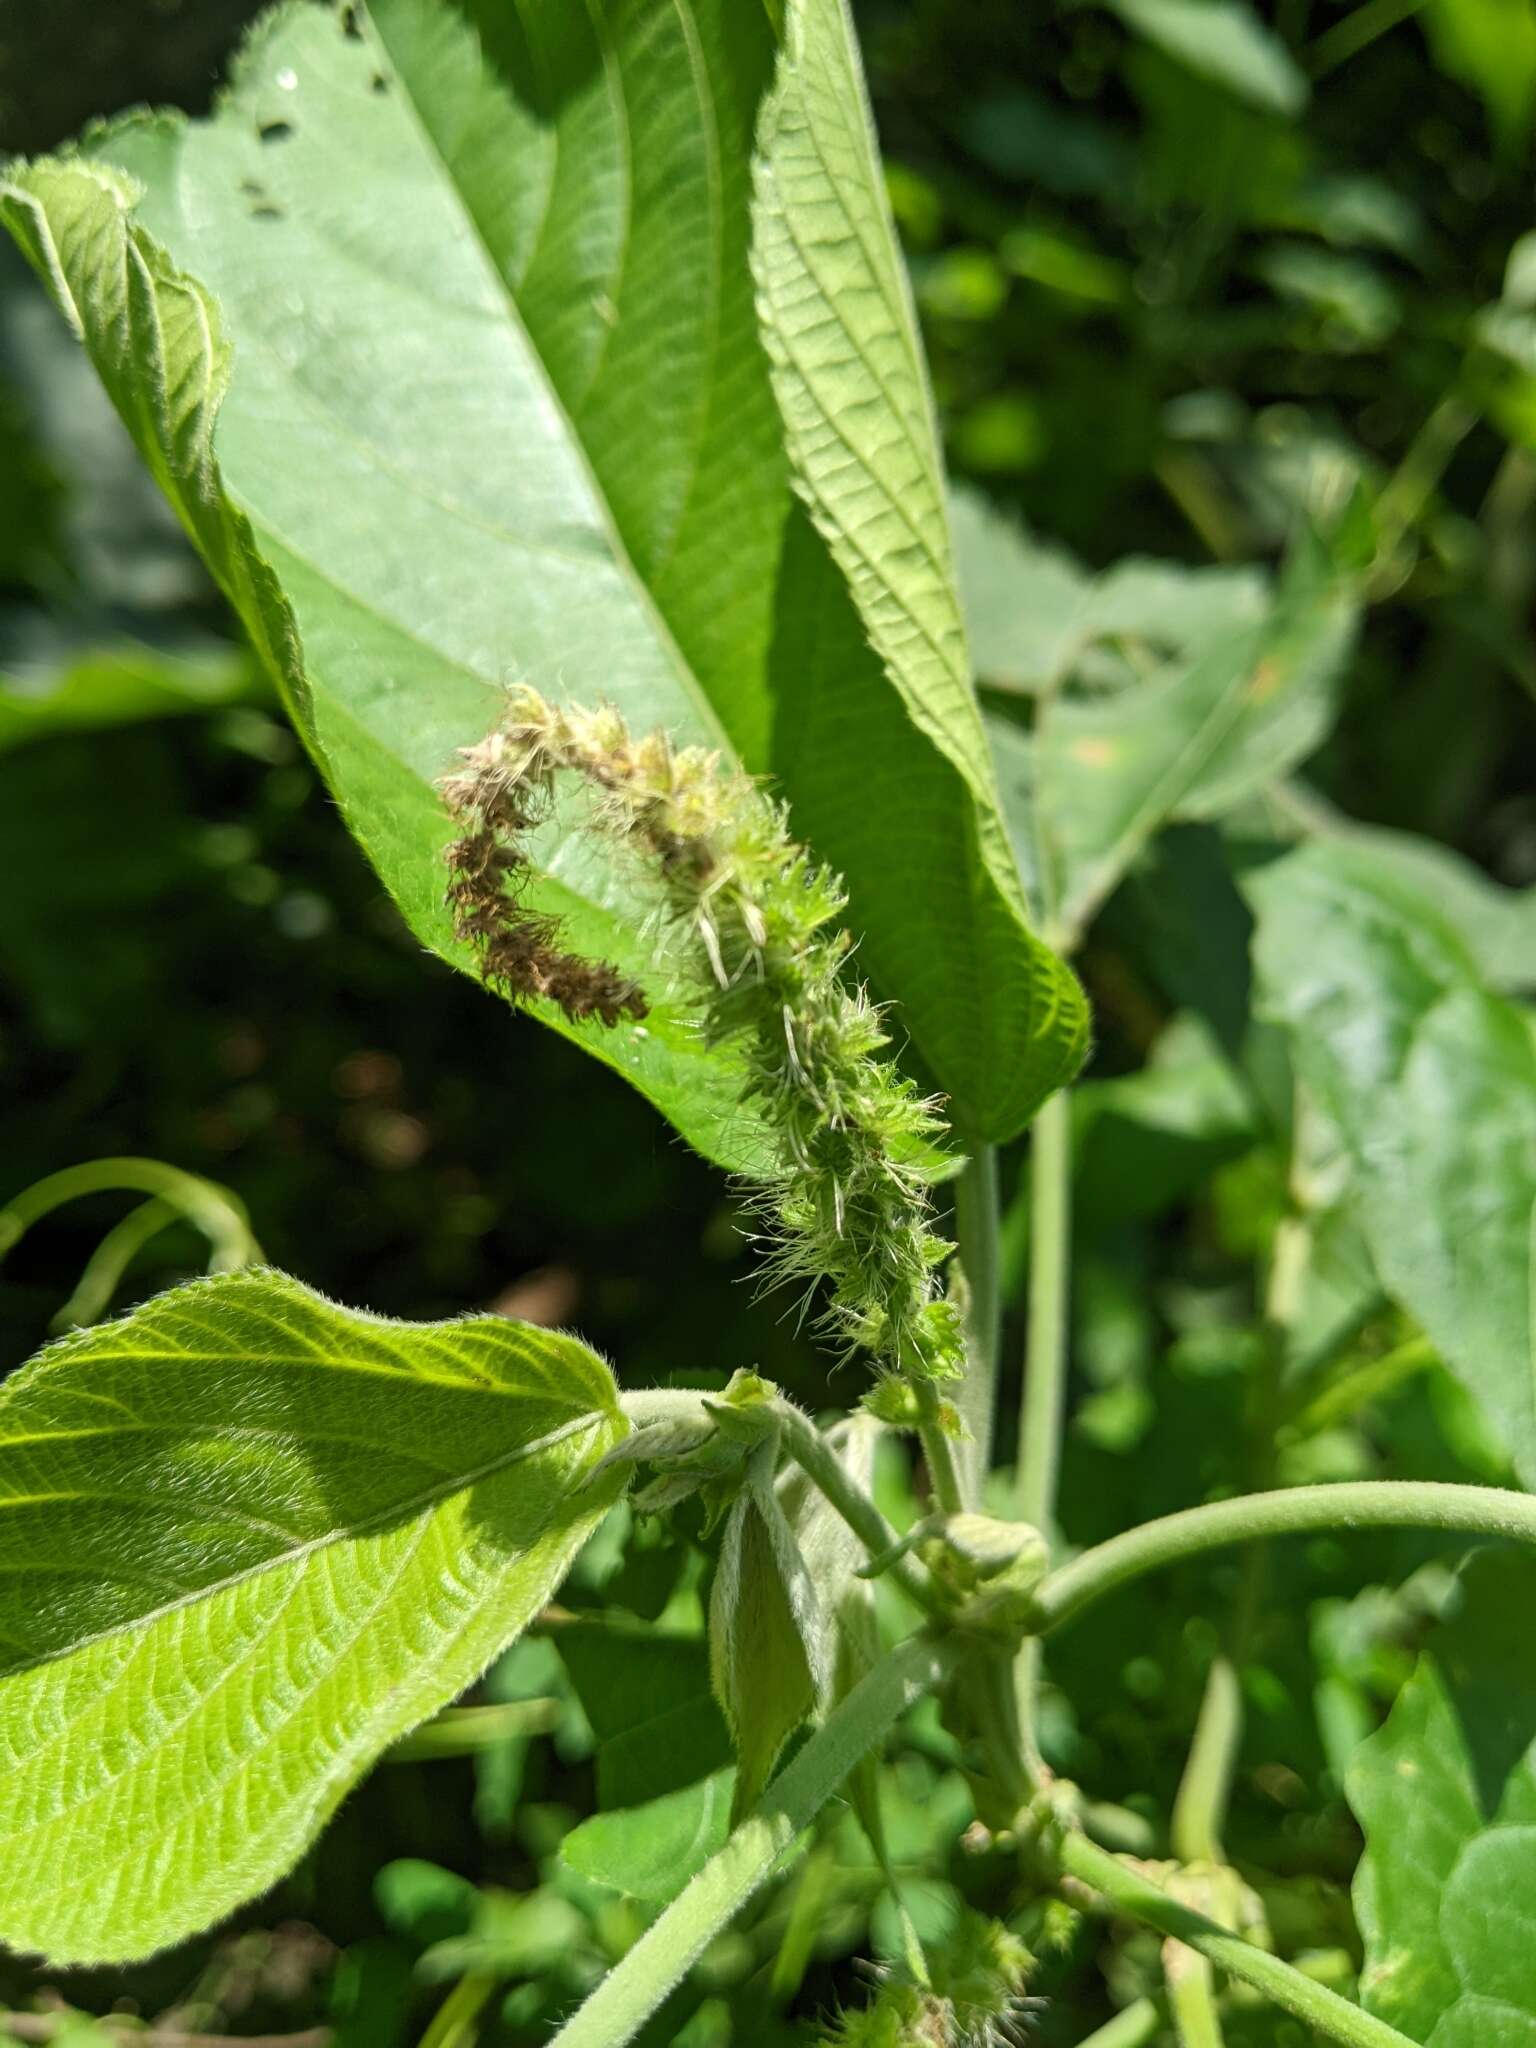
[817,1913,1036,2046]
[440,688,964,1388]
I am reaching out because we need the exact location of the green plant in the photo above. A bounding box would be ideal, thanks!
[4,3,1536,2046]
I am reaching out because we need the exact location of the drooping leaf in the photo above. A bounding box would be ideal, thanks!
[989,544,1358,942]
[2,0,1084,1159]
[752,0,1088,1136]
[710,1445,827,1821]
[558,1626,736,1904]
[1249,837,1536,1486]
[0,1268,626,1964]
[1349,1550,1536,2041]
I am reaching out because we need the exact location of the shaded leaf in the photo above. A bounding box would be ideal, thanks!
[1350,1550,1536,2041]
[0,1268,625,1963]
[989,544,1357,941]
[1249,838,1536,1485]
[558,1627,735,1904]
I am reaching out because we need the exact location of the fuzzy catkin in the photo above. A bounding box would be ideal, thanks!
[440,688,965,1389]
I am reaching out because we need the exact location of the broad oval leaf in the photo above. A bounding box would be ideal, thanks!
[2,0,1083,1153]
[1248,838,1536,1487]
[1349,1550,1536,2042]
[0,1268,625,1965]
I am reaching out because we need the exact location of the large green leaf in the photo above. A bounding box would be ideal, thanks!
[2,0,1082,1155]
[1248,838,1536,1487]
[0,1268,626,1964]
[1349,1550,1536,2042]
[988,544,1358,943]
[753,0,1089,1138]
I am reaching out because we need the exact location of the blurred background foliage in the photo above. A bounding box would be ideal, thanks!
[1,0,1534,2042]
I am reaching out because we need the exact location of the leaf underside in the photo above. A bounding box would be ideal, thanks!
[1,0,1085,1157]
[0,1268,625,1964]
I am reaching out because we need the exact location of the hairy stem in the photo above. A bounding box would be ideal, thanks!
[384,1699,561,1761]
[772,1400,944,1616]
[1054,1833,1415,2048]
[915,1377,967,1518]
[547,1633,959,2048]
[1166,1951,1226,2048]
[1171,1656,1242,1868]
[1034,1480,1536,1636]
[954,1143,1001,1500]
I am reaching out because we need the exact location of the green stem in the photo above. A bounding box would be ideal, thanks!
[0,1158,259,1272]
[1017,1088,1072,1532]
[1013,1085,1073,1775]
[1054,1833,1415,2048]
[914,1378,967,1519]
[1166,1950,1226,2048]
[1170,1656,1242,1868]
[547,1633,959,2048]
[954,1143,1001,1501]
[1284,1337,1437,1437]
[774,1403,945,1616]
[1034,1481,1536,1636]
[1306,0,1428,78]
[1073,1999,1164,2048]
[417,1970,497,2048]
[51,1195,178,1330]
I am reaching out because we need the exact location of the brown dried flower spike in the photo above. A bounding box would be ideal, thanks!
[440,728,649,1028]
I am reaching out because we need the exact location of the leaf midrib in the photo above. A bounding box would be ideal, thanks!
[357,0,736,758]
[0,1407,612,1684]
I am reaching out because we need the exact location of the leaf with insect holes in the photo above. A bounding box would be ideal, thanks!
[710,1443,830,1822]
[0,1268,626,1965]
[987,537,1357,941]
[1,0,1084,1156]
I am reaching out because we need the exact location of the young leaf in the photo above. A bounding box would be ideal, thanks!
[0,1268,626,1965]
[1249,838,1536,1487]
[1349,1550,1536,2041]
[710,1445,828,1820]
[3,0,1084,1155]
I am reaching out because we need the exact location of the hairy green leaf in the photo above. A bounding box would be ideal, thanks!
[752,0,1088,1136]
[0,1268,625,1964]
[1249,838,1536,1485]
[2,0,1083,1157]
[1350,1550,1536,2042]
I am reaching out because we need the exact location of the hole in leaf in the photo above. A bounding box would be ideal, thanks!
[257,120,295,143]
[340,3,363,36]
[371,73,389,93]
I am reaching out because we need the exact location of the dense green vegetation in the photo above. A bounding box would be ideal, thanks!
[2,1,1536,2044]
